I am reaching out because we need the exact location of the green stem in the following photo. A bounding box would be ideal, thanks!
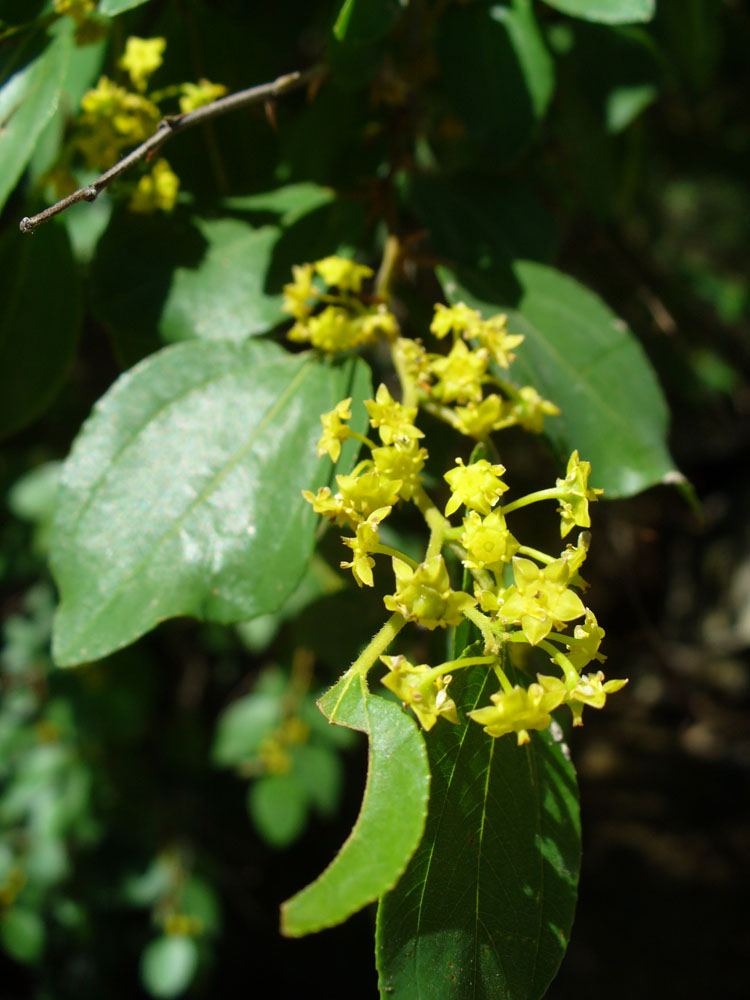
[373,545,419,570]
[375,234,401,301]
[537,639,579,685]
[428,655,497,681]
[413,485,450,560]
[350,613,407,678]
[463,606,499,652]
[502,488,562,515]
[349,429,377,450]
[516,545,554,565]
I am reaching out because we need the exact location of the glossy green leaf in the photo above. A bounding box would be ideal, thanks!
[99,0,153,14]
[0,20,72,212]
[140,935,199,999]
[249,773,309,848]
[376,665,581,1000]
[280,670,430,936]
[542,0,655,23]
[436,0,553,163]
[333,0,407,44]
[0,223,82,437]
[50,341,372,665]
[439,261,678,497]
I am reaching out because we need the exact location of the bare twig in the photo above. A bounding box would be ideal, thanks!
[19,65,325,234]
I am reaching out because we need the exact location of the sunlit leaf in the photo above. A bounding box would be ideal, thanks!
[439,261,678,497]
[0,19,72,212]
[280,669,430,936]
[140,935,198,999]
[99,0,153,15]
[542,0,655,23]
[51,341,372,665]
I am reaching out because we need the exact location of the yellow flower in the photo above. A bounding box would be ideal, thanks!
[564,609,606,672]
[54,0,95,23]
[510,386,560,434]
[336,468,402,521]
[393,337,431,384]
[430,301,481,340]
[430,339,488,404]
[444,457,508,517]
[460,509,519,571]
[372,439,427,500]
[365,384,423,445]
[380,655,459,730]
[384,555,476,630]
[317,398,352,462]
[538,670,627,727]
[556,451,603,537]
[129,159,179,214]
[302,486,354,528]
[452,394,508,438]
[119,36,167,91]
[340,507,391,587]
[496,556,586,645]
[473,313,524,369]
[314,256,373,292]
[288,305,359,352]
[468,682,565,745]
[283,263,316,320]
[179,79,228,113]
[77,77,160,169]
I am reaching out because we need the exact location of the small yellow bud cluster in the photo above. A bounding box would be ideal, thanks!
[57,36,226,213]
[397,302,561,440]
[284,258,398,352]
[294,258,626,746]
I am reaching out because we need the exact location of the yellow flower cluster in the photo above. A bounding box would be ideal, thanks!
[56,36,226,214]
[294,256,626,746]
[284,259,398,352]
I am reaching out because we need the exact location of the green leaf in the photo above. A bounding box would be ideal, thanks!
[439,261,678,497]
[50,341,372,665]
[249,773,309,848]
[376,665,581,1000]
[99,0,153,14]
[212,693,282,767]
[542,0,656,24]
[292,743,344,817]
[90,185,363,367]
[333,0,407,44]
[140,935,199,999]
[436,0,553,163]
[560,23,662,134]
[0,20,72,212]
[0,223,82,437]
[0,907,45,964]
[280,670,430,936]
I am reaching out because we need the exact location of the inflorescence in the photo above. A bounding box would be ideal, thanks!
[287,256,627,746]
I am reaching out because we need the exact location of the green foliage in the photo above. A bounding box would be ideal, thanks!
[50,342,371,664]
[376,659,580,999]
[440,262,675,495]
[0,18,73,212]
[1,0,743,997]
